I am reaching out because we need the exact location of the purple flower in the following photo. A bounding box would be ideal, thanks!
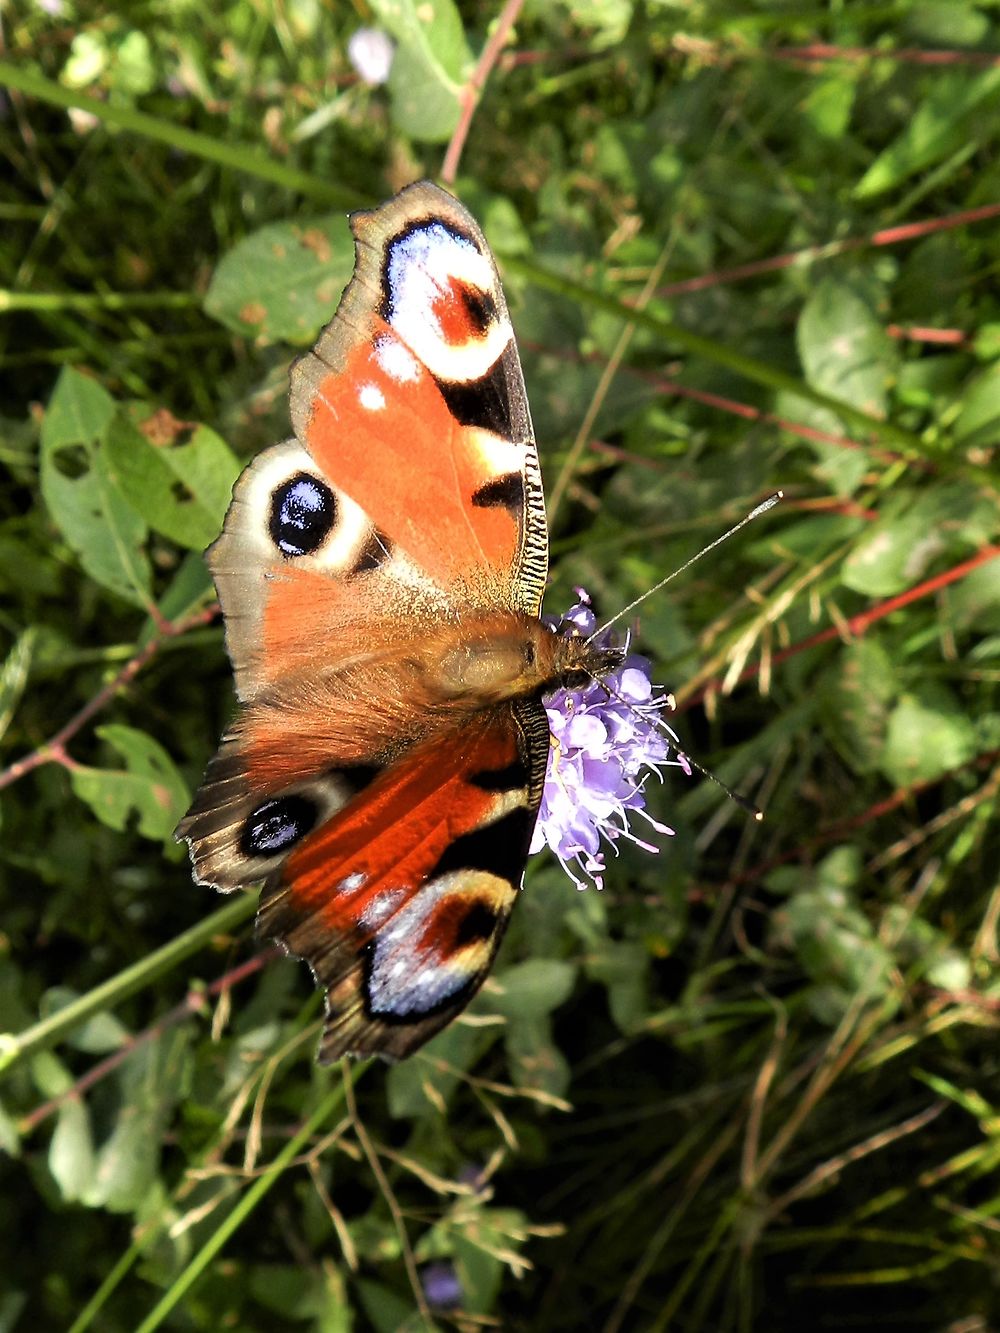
[421,1261,463,1310]
[532,591,689,890]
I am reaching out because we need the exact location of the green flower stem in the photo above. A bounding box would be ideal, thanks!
[0,893,257,1077]
[0,61,365,209]
[133,1071,364,1333]
[0,290,199,312]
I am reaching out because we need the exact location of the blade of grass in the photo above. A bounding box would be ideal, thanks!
[0,892,257,1076]
[0,61,365,209]
[133,1068,365,1333]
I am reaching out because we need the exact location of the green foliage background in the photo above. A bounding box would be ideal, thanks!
[3,2,1000,1329]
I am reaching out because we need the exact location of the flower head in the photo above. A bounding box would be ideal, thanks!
[531,591,690,890]
[347,28,395,87]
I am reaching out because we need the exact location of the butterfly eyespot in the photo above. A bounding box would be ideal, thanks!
[240,794,318,857]
[453,900,499,947]
[269,473,336,556]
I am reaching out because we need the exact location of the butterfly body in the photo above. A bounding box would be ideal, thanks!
[179,182,617,1061]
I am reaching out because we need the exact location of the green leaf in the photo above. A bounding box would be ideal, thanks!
[822,638,897,774]
[952,363,1000,451]
[204,216,355,340]
[797,278,894,420]
[49,1098,96,1202]
[0,627,36,744]
[40,368,152,606]
[70,723,190,841]
[371,0,471,143]
[490,959,576,1022]
[105,412,240,550]
[585,940,650,1033]
[881,689,977,786]
[854,68,1000,199]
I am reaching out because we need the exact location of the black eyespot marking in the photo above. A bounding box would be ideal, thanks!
[437,357,515,438]
[351,529,392,576]
[431,807,532,882]
[469,761,527,793]
[269,474,335,556]
[454,900,499,948]
[240,794,318,858]
[336,763,382,798]
[459,284,496,335]
[471,471,523,513]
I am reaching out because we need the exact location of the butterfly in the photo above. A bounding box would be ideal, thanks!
[177,181,623,1062]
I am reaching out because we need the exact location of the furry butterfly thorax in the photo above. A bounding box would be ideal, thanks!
[178,181,623,1062]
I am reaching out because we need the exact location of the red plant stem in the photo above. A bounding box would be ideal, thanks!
[686,544,1000,710]
[731,747,1000,886]
[18,951,275,1136]
[0,604,218,793]
[441,0,526,185]
[773,43,1000,68]
[657,203,1000,297]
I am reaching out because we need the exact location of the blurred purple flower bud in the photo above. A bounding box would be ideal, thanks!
[421,1261,463,1310]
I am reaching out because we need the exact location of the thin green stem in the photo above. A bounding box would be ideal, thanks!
[0,61,365,209]
[0,290,198,312]
[133,1072,363,1333]
[501,253,925,456]
[0,893,256,1076]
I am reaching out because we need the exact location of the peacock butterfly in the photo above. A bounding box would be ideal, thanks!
[177,182,626,1062]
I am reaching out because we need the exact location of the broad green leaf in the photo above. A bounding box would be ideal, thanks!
[822,638,897,774]
[855,68,1000,198]
[952,363,1000,451]
[105,412,240,550]
[49,1098,96,1202]
[881,689,977,787]
[70,723,190,841]
[585,940,650,1033]
[841,486,987,597]
[797,278,894,419]
[371,0,471,143]
[204,215,355,340]
[40,368,152,606]
[490,959,576,1022]
[85,1032,189,1212]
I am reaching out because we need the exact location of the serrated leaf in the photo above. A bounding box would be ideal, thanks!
[797,278,894,419]
[205,216,355,340]
[40,368,152,606]
[70,723,189,840]
[855,68,1000,199]
[822,638,896,773]
[881,689,977,786]
[371,0,471,142]
[105,413,240,550]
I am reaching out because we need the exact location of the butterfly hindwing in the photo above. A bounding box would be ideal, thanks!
[257,700,549,1061]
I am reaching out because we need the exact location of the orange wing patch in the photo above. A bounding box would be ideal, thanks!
[257,709,537,1061]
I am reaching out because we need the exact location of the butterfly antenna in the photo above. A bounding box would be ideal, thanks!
[583,673,765,822]
[587,491,784,642]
